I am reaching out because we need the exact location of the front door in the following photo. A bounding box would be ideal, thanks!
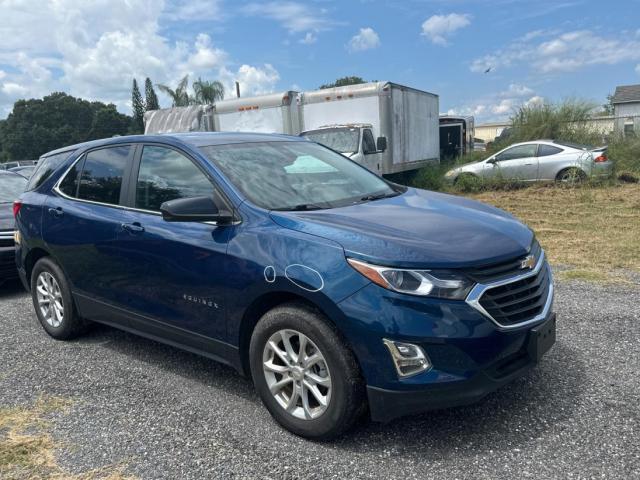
[115,145,233,341]
[361,128,382,173]
[490,144,539,181]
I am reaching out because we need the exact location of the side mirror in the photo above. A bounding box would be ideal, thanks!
[160,195,233,224]
[487,156,498,164]
[376,136,387,153]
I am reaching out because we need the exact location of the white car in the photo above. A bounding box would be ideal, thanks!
[445,140,613,184]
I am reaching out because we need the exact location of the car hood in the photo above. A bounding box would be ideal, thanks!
[0,203,14,232]
[269,188,534,269]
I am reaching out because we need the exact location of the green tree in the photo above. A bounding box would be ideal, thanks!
[319,76,367,89]
[156,75,191,107]
[144,77,160,111]
[131,79,145,133]
[602,93,615,116]
[0,92,131,160]
[193,78,225,104]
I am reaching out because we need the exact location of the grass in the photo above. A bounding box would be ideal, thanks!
[467,183,640,282]
[0,395,135,480]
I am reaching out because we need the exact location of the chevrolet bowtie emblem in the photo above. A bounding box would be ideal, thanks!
[520,255,536,270]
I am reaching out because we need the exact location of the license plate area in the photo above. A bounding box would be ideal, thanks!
[528,313,556,362]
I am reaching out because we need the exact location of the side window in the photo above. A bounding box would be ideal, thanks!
[496,144,537,161]
[58,157,84,197]
[27,150,76,191]
[135,146,214,212]
[362,129,377,155]
[537,145,563,157]
[77,146,130,205]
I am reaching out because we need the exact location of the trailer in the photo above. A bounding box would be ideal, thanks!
[212,91,301,135]
[439,115,475,160]
[299,82,439,175]
[143,105,213,134]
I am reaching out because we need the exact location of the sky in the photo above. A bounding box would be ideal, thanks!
[1,0,639,123]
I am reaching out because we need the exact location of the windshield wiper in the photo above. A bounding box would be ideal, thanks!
[273,203,327,211]
[360,191,398,202]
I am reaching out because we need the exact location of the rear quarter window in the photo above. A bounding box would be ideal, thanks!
[26,150,76,191]
[538,145,563,157]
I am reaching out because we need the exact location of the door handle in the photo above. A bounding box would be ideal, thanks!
[48,207,63,218]
[121,222,145,234]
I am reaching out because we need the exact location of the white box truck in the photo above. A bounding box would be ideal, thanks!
[212,91,301,134]
[144,105,213,134]
[299,82,439,174]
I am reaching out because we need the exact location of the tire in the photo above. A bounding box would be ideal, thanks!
[556,167,587,184]
[30,257,89,340]
[249,302,365,440]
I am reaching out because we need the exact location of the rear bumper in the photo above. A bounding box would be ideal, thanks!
[591,160,614,177]
[367,313,556,422]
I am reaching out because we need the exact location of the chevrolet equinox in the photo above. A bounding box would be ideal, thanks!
[15,133,556,439]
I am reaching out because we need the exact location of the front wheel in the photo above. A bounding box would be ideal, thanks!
[249,303,365,439]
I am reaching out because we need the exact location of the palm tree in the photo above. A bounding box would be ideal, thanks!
[156,75,191,107]
[193,78,225,105]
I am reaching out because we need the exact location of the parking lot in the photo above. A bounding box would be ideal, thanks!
[1,276,639,479]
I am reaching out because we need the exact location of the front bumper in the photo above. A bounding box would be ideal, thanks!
[368,312,556,422]
[0,245,18,282]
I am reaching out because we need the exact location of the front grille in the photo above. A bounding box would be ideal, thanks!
[478,262,551,326]
[0,238,14,248]
[466,241,542,283]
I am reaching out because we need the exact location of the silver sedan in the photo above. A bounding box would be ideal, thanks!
[445,140,613,184]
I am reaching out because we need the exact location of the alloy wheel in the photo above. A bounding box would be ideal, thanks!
[36,272,64,328]
[262,329,332,420]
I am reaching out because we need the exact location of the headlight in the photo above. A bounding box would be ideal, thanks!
[347,258,474,300]
[444,169,457,178]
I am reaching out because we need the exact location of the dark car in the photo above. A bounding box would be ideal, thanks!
[0,171,28,284]
[15,133,556,439]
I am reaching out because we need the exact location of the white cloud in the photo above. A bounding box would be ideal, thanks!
[0,0,281,116]
[471,30,640,74]
[501,84,534,98]
[421,13,471,45]
[300,32,317,45]
[447,84,545,122]
[636,64,640,75]
[244,1,336,33]
[347,27,380,52]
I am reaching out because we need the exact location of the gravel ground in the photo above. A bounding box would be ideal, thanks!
[1,278,639,479]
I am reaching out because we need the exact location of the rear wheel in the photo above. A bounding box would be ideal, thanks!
[556,167,587,184]
[30,257,89,340]
[249,302,365,439]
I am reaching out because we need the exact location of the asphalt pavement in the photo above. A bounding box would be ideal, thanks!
[0,278,638,479]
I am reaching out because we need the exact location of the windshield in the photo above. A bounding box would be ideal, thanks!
[0,174,28,203]
[302,128,360,154]
[200,141,398,210]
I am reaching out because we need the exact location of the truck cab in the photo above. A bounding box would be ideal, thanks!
[300,124,386,173]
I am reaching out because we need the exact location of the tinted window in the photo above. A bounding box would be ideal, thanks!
[200,141,396,210]
[136,146,213,211]
[537,145,563,157]
[0,173,28,203]
[58,158,84,197]
[77,146,130,205]
[27,151,76,191]
[497,144,537,161]
[362,129,376,154]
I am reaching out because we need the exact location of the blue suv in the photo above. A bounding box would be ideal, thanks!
[15,133,555,439]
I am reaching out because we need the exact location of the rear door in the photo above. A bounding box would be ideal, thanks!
[43,144,135,313]
[114,144,233,341]
[492,144,539,181]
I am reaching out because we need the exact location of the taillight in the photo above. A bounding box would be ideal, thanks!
[594,154,608,163]
[13,200,22,218]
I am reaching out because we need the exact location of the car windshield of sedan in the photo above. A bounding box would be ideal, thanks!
[200,141,399,211]
[0,174,27,203]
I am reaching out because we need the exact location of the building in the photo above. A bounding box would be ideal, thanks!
[612,84,640,135]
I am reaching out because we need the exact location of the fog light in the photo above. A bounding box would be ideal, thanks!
[383,339,431,378]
